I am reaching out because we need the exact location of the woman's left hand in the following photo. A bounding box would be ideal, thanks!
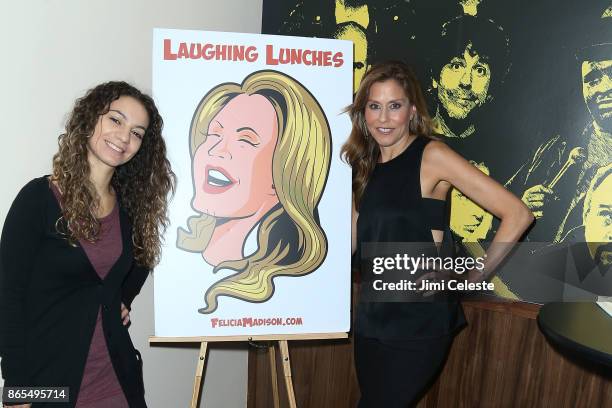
[121,303,130,326]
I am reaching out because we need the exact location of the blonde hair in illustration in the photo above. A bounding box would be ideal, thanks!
[177,70,331,313]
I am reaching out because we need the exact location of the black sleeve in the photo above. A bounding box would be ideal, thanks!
[0,179,45,387]
[121,262,150,310]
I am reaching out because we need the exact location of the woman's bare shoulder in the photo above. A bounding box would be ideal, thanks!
[422,139,459,165]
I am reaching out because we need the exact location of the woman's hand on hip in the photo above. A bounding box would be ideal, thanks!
[121,302,130,326]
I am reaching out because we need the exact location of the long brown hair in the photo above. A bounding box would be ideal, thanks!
[340,61,433,210]
[52,81,176,268]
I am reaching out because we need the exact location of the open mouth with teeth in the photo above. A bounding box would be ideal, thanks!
[105,140,125,154]
[376,127,394,135]
[203,165,236,193]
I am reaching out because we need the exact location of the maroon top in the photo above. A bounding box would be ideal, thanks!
[50,183,129,407]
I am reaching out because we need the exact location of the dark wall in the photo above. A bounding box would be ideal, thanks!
[262,1,612,301]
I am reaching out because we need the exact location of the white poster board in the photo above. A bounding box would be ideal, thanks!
[153,29,353,337]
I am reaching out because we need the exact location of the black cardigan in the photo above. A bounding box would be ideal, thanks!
[0,177,149,407]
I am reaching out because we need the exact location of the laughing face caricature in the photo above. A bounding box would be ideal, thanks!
[177,70,331,313]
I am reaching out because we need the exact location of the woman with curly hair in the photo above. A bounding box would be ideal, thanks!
[0,81,175,407]
[343,62,532,407]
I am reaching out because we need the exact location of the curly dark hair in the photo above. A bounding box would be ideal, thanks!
[52,81,176,268]
[429,15,511,96]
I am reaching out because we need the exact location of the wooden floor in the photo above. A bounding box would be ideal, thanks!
[247,300,612,408]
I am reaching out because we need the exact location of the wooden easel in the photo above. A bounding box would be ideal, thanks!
[150,333,347,408]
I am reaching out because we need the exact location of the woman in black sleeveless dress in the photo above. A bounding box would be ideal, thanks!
[341,62,533,407]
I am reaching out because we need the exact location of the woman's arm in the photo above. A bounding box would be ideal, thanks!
[351,194,359,256]
[0,180,45,388]
[423,141,534,279]
[121,263,150,311]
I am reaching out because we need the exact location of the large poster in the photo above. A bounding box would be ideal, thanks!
[262,1,612,302]
[153,29,353,336]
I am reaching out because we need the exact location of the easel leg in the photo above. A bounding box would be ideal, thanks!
[191,341,208,408]
[268,344,280,408]
[279,340,297,408]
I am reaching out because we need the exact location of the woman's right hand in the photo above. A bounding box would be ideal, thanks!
[121,302,130,326]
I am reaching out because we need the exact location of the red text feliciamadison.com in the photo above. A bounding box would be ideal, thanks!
[210,317,304,328]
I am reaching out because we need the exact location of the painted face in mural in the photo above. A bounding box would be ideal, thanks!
[450,162,493,241]
[365,79,414,150]
[582,59,612,132]
[584,173,612,265]
[435,43,491,120]
[334,23,368,94]
[192,94,279,218]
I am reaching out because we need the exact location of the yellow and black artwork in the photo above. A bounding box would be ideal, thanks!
[263,0,612,301]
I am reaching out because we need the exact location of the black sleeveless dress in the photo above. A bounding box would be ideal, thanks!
[355,137,466,340]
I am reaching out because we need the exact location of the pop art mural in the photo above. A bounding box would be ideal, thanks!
[263,1,612,301]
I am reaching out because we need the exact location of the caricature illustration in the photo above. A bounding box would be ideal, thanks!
[176,70,332,314]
